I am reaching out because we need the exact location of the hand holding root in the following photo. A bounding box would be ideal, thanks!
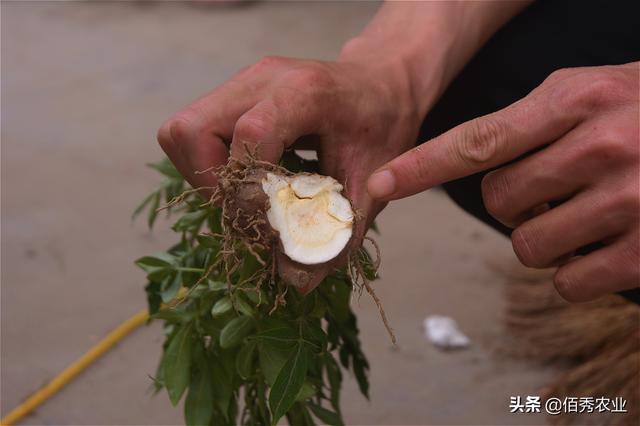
[163,153,396,343]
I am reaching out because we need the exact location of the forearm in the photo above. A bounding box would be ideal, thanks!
[339,0,532,117]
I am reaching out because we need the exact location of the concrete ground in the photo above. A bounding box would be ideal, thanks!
[1,2,555,425]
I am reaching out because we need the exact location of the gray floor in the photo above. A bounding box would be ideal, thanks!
[2,2,554,425]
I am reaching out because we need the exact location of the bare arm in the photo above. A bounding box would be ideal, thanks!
[339,1,533,117]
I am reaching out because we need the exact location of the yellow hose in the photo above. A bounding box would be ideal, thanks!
[1,309,149,426]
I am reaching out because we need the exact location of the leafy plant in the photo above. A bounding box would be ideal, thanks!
[135,154,372,425]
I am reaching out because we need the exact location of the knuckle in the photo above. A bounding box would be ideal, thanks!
[511,225,545,268]
[592,127,637,160]
[270,86,303,112]
[604,191,640,229]
[284,65,334,89]
[456,117,506,167]
[253,55,287,71]
[158,114,198,148]
[544,68,575,86]
[234,109,276,142]
[481,172,511,222]
[583,77,617,106]
[553,268,583,302]
[561,74,622,111]
[585,74,623,100]
[547,71,624,115]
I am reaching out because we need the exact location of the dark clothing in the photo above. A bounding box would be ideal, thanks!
[419,0,640,303]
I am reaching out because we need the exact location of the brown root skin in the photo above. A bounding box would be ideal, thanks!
[231,169,270,218]
[277,250,342,295]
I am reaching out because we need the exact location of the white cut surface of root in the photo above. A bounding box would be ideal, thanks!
[262,172,354,265]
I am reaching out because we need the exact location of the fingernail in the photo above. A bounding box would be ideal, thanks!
[368,169,396,199]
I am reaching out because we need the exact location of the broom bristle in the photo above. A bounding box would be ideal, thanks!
[502,264,639,425]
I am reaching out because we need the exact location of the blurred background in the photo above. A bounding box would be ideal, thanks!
[1,2,557,425]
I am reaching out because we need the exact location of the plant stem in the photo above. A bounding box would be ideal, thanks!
[174,267,206,272]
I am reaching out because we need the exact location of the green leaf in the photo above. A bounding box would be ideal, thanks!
[325,277,350,324]
[160,272,182,304]
[219,316,254,349]
[165,179,186,203]
[268,344,309,425]
[184,362,213,426]
[136,253,177,283]
[244,288,264,305]
[295,381,316,402]
[133,190,158,221]
[211,349,234,417]
[152,308,192,323]
[310,294,328,318]
[255,320,299,384]
[353,353,370,399]
[258,340,294,386]
[239,252,261,283]
[172,210,208,232]
[186,283,210,300]
[148,267,174,283]
[256,325,298,350]
[302,321,327,353]
[136,252,177,267]
[147,191,161,229]
[163,324,193,405]
[196,234,221,250]
[147,159,183,179]
[207,279,227,291]
[210,296,232,317]
[324,353,342,415]
[207,208,223,235]
[150,347,167,394]
[359,248,378,280]
[235,340,257,380]
[234,293,255,317]
[308,402,343,426]
[338,346,349,369]
[145,281,162,315]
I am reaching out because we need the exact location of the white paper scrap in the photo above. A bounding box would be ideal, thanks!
[423,315,471,349]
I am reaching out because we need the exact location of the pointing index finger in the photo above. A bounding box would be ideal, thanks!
[368,88,582,201]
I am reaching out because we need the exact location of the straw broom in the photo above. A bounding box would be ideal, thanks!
[501,264,639,426]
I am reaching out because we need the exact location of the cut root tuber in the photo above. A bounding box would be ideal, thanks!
[163,153,395,343]
[197,154,356,292]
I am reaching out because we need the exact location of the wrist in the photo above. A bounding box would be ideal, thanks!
[338,25,452,119]
[338,1,531,119]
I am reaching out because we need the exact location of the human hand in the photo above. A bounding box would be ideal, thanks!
[368,62,640,302]
[157,55,425,282]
